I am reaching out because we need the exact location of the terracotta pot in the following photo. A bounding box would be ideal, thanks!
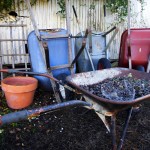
[1,76,38,109]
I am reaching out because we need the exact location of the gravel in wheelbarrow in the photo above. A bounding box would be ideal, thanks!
[66,67,150,110]
[80,74,150,102]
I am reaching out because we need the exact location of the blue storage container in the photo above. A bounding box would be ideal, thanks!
[27,29,75,91]
[75,31,106,72]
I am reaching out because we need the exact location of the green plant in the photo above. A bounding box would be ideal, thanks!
[105,0,145,25]
[137,0,145,12]
[0,0,38,14]
[56,0,66,18]
[89,2,96,10]
[0,0,14,13]
[105,0,128,23]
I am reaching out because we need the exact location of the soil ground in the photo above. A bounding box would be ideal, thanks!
[0,89,150,150]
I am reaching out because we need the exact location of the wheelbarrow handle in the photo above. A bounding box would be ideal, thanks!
[0,69,59,82]
[0,69,76,92]
[103,26,116,36]
[71,28,89,66]
[72,5,77,19]
[0,100,92,127]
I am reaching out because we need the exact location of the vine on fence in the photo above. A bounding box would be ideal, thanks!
[56,0,66,18]
[0,0,146,25]
[105,0,145,25]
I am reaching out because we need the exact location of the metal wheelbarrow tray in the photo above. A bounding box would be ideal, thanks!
[66,67,150,113]
[66,67,150,149]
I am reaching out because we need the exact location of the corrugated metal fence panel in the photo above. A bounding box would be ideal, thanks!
[21,0,105,34]
[0,0,150,64]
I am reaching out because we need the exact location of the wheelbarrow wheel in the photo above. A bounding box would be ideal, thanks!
[56,73,77,101]
[97,58,111,70]
[135,65,145,72]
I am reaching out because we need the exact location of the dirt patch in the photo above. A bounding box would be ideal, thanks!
[0,89,150,150]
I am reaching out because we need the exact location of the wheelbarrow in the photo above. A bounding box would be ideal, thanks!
[0,68,150,150]
[97,28,150,72]
[66,67,150,150]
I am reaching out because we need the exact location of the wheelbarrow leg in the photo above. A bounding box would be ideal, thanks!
[146,55,150,73]
[96,112,110,132]
[117,107,133,150]
[84,96,111,132]
[110,115,117,150]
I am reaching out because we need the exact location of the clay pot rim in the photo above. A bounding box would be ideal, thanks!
[2,76,37,85]
[1,76,38,93]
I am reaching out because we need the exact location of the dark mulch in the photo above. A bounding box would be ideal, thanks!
[0,89,150,150]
